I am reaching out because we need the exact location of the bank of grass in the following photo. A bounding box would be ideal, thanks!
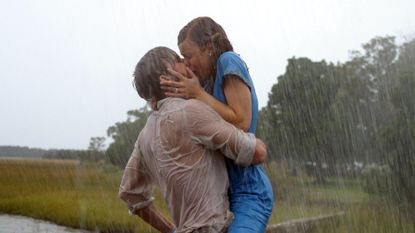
[265,162,366,222]
[264,162,414,233]
[308,201,415,233]
[0,158,167,232]
[0,159,413,233]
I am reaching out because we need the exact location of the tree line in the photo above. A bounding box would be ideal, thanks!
[256,35,414,212]
[0,138,108,162]
[0,146,46,158]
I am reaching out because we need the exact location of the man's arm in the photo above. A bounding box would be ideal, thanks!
[119,141,175,233]
[130,203,175,233]
[253,138,267,164]
[185,100,267,166]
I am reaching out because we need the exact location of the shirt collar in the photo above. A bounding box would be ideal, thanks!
[156,98,170,110]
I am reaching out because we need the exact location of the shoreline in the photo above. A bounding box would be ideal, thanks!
[0,214,92,233]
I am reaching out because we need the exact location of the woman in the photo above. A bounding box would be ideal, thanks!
[160,17,274,233]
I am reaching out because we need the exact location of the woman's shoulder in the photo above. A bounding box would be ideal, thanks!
[217,51,247,70]
[218,51,244,63]
[217,51,249,77]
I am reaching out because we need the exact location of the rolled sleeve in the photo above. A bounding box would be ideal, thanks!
[234,133,256,167]
[118,141,154,214]
[185,100,256,166]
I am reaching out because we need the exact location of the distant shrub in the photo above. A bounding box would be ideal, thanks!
[361,162,415,218]
[264,161,312,202]
[361,163,393,196]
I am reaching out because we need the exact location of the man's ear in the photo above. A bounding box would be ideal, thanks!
[150,97,158,110]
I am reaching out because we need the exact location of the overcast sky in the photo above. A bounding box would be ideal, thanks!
[1,0,414,150]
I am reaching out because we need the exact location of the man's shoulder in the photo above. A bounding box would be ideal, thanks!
[163,98,221,122]
[158,97,186,111]
[183,99,208,111]
[161,98,208,115]
[183,99,221,121]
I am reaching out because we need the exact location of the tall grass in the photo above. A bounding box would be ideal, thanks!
[1,159,413,232]
[0,159,168,232]
[264,162,414,233]
[265,162,365,220]
[311,202,415,233]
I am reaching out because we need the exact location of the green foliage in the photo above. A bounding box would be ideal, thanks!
[361,164,393,195]
[88,137,106,151]
[259,36,414,192]
[260,58,341,163]
[376,63,415,214]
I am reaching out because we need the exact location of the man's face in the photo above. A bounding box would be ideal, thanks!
[173,59,187,76]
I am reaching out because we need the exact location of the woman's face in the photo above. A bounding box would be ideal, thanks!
[179,38,213,82]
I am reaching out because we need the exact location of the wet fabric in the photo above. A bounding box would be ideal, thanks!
[214,51,259,133]
[119,98,257,233]
[191,210,233,233]
[213,51,274,233]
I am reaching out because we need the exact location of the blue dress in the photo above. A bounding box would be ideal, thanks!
[213,51,274,233]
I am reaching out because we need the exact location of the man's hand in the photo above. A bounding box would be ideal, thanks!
[134,203,175,233]
[252,139,267,164]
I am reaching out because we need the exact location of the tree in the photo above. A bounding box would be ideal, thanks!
[261,57,342,182]
[105,106,150,168]
[88,137,106,152]
[377,39,415,214]
[259,36,402,181]
[328,53,378,164]
[358,36,399,137]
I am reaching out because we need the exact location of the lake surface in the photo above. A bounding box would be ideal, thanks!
[0,214,91,233]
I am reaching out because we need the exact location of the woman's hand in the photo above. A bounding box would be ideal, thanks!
[160,67,204,99]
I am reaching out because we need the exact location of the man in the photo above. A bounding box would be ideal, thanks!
[119,47,268,233]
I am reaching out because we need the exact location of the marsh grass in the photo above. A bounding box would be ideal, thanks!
[264,162,414,233]
[0,159,168,232]
[1,159,413,233]
[310,202,415,233]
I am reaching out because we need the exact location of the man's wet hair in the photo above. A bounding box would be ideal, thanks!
[133,46,180,101]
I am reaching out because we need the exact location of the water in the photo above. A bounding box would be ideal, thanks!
[0,214,91,233]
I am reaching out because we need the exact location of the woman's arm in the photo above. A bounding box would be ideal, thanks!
[221,75,252,131]
[160,68,252,131]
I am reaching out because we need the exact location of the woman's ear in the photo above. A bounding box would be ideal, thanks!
[205,42,214,56]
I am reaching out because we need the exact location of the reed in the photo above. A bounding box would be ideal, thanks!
[264,162,414,233]
[0,159,167,232]
[1,159,412,233]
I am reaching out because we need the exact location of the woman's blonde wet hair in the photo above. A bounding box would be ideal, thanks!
[178,17,233,60]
